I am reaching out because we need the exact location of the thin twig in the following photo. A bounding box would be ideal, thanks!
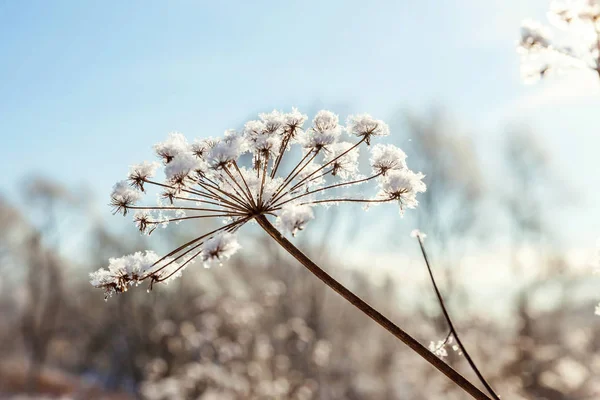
[415,234,501,400]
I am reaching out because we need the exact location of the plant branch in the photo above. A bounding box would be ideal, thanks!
[255,215,492,400]
[415,234,501,400]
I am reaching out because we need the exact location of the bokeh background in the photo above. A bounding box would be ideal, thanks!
[1,1,599,399]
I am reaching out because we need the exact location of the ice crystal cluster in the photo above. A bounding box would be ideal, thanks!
[91,109,426,298]
[428,334,461,359]
[518,0,600,83]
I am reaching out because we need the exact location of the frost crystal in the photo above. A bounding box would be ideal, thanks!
[429,340,449,358]
[428,334,461,359]
[93,109,426,297]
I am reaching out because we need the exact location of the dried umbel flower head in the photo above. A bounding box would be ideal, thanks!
[92,109,425,298]
[517,0,600,83]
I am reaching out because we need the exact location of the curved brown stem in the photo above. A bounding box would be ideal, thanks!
[255,215,492,400]
[415,235,501,400]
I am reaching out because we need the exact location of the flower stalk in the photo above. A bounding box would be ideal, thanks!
[256,215,492,400]
[414,233,500,400]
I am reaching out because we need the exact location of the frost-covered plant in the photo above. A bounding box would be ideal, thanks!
[517,0,600,82]
[91,108,495,399]
[92,109,423,297]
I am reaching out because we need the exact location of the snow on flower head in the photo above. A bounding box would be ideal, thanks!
[548,0,600,28]
[276,204,315,236]
[110,180,142,216]
[208,130,245,169]
[244,120,283,157]
[164,152,207,187]
[190,138,215,159]
[134,210,156,235]
[94,108,426,296]
[129,161,160,191]
[517,2,600,83]
[370,143,407,175]
[346,114,390,145]
[520,19,552,49]
[376,169,426,215]
[90,251,184,299]
[284,107,308,132]
[258,109,285,134]
[202,232,241,268]
[300,110,342,151]
[154,133,188,164]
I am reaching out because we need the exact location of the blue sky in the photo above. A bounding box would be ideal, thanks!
[0,0,598,253]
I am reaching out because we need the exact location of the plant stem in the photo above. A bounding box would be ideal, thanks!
[415,235,501,400]
[255,215,492,400]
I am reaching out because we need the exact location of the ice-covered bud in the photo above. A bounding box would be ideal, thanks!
[160,188,177,205]
[190,138,214,159]
[346,114,390,145]
[244,119,283,157]
[164,152,206,187]
[201,232,241,267]
[207,130,245,169]
[369,144,407,175]
[128,161,160,191]
[550,0,600,25]
[259,110,285,134]
[275,204,314,237]
[244,120,267,136]
[324,142,360,180]
[110,180,142,216]
[520,19,552,49]
[154,133,189,164]
[376,169,426,215]
[300,110,342,151]
[134,210,156,235]
[580,2,600,21]
[89,269,116,298]
[313,110,340,132]
[547,1,574,28]
[284,107,308,134]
